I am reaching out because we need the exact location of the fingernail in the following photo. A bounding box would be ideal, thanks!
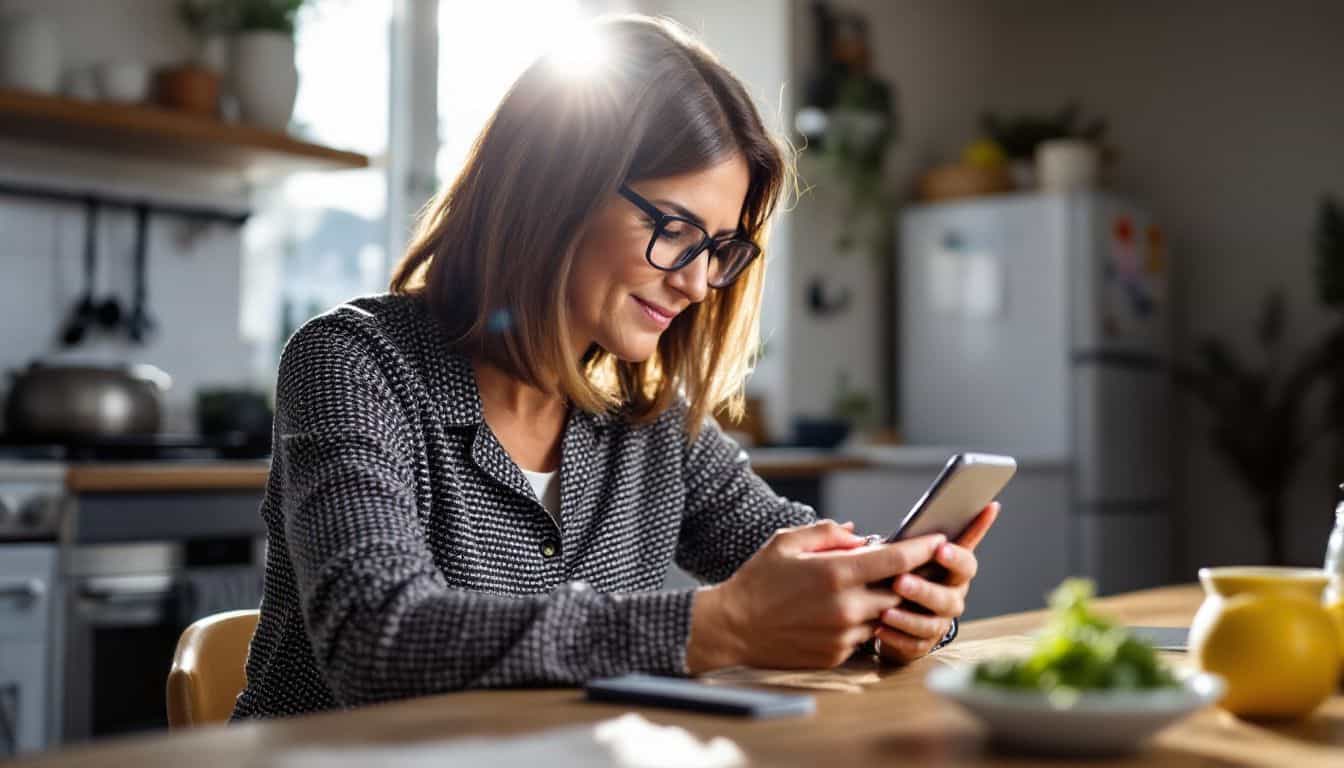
[940,543,954,559]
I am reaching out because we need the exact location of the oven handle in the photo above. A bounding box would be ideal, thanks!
[75,575,179,626]
[78,574,175,602]
[0,579,45,603]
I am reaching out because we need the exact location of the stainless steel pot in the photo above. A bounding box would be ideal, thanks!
[3,363,171,439]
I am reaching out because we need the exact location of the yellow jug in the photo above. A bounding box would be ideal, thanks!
[1188,567,1340,719]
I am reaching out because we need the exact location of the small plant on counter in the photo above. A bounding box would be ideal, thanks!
[979,103,1107,162]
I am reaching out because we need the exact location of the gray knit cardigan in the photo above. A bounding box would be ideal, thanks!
[231,293,826,718]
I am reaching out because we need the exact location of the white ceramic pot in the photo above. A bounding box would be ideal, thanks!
[230,31,298,131]
[0,14,62,94]
[1036,139,1100,193]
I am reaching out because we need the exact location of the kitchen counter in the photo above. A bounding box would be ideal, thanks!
[58,444,1001,494]
[16,585,1343,767]
[64,461,272,493]
[744,447,871,478]
[61,450,881,494]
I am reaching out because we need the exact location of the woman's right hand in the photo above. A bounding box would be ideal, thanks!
[686,520,948,673]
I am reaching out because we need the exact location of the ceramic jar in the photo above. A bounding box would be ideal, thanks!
[1189,567,1340,719]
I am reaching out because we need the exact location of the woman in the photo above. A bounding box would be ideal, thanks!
[233,16,997,719]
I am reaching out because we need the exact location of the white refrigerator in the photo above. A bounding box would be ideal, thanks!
[899,191,1173,595]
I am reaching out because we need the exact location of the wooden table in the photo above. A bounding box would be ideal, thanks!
[17,585,1344,767]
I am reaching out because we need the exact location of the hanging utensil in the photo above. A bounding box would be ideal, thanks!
[60,199,100,346]
[126,204,156,344]
[95,233,123,331]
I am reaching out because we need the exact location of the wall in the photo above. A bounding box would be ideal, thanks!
[0,0,256,432]
[970,0,1344,571]
[797,0,1344,570]
[643,0,798,443]
[0,187,252,432]
[787,0,1017,432]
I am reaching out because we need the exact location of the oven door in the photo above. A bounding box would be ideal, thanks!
[63,571,184,741]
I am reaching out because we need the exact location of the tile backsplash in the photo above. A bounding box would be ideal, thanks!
[0,191,257,434]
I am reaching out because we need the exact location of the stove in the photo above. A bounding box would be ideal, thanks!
[0,461,65,542]
[0,433,270,464]
[0,436,269,752]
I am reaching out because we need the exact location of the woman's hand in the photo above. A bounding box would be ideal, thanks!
[686,520,949,673]
[874,503,1000,664]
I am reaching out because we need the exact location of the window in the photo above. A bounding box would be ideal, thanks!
[435,1,590,182]
[240,0,394,373]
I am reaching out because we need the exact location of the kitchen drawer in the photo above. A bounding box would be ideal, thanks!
[0,544,56,640]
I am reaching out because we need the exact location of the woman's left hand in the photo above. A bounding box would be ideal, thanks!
[874,502,999,664]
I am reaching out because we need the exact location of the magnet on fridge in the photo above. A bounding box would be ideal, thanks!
[1144,225,1167,276]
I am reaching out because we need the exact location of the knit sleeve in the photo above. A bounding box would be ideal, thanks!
[674,409,817,584]
[276,320,696,705]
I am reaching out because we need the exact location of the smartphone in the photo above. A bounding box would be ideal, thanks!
[885,452,1017,544]
[874,453,1016,613]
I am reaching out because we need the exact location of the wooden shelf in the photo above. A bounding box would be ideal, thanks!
[0,88,370,176]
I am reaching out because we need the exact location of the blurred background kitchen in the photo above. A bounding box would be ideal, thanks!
[1,0,1342,756]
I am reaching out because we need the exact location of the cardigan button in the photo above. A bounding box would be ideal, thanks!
[540,539,560,558]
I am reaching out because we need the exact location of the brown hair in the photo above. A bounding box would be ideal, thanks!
[390,15,792,437]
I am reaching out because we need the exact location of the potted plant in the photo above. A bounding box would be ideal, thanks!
[1180,196,1344,565]
[229,0,304,130]
[980,104,1107,189]
[177,0,234,73]
[162,1,235,116]
[1175,293,1338,565]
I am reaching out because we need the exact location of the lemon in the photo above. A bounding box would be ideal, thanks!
[962,138,1006,169]
[1192,593,1340,719]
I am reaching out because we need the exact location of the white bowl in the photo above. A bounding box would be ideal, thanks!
[926,665,1225,756]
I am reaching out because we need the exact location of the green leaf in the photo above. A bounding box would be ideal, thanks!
[973,578,1177,692]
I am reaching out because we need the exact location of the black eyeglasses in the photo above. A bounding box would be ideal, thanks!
[618,184,761,289]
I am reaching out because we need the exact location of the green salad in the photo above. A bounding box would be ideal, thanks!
[973,579,1179,693]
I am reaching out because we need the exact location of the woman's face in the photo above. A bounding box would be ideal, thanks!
[567,154,750,362]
